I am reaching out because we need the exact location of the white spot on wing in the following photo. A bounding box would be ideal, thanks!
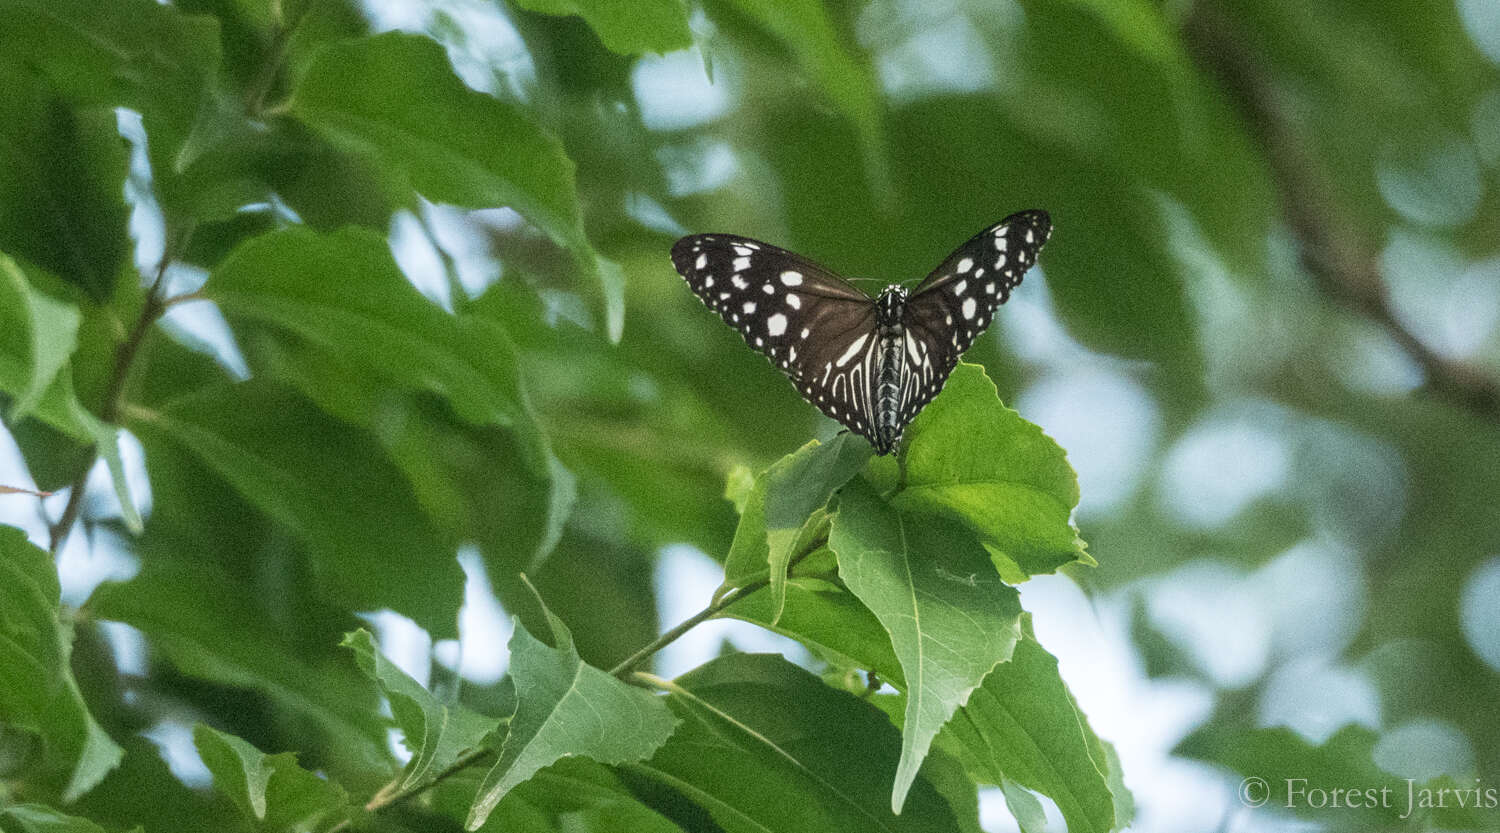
[743,301,757,314]
[786,293,801,309]
[954,279,967,295]
[731,275,748,289]
[734,245,751,256]
[695,253,708,270]
[957,257,973,273]
[962,297,977,320]
[733,256,752,271]
[767,313,788,336]
[780,271,803,286]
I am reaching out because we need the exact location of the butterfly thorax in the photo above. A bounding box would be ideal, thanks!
[873,286,909,454]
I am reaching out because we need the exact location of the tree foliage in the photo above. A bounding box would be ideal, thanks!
[2,0,1498,831]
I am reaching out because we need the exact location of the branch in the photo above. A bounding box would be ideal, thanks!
[48,232,185,552]
[1183,4,1500,421]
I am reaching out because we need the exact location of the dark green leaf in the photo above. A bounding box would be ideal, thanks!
[628,652,963,832]
[897,364,1089,581]
[126,380,465,635]
[721,574,904,685]
[830,478,1024,813]
[289,33,622,340]
[88,560,392,781]
[0,67,130,302]
[512,0,692,55]
[342,629,493,791]
[468,609,678,829]
[0,0,221,217]
[0,524,123,802]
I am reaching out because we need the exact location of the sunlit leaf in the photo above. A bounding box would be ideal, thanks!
[897,364,1088,581]
[720,433,871,619]
[0,804,108,833]
[467,608,677,829]
[830,478,1024,813]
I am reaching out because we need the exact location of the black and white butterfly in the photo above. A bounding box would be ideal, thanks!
[671,209,1051,455]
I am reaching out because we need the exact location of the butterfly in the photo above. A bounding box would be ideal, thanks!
[671,210,1051,455]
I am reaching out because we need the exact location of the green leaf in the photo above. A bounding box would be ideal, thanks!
[512,0,692,55]
[0,805,108,833]
[0,0,221,218]
[830,478,1024,813]
[467,609,678,829]
[896,364,1089,581]
[193,724,349,830]
[721,575,904,685]
[203,226,574,577]
[0,255,140,533]
[342,629,493,790]
[943,633,1117,833]
[0,254,80,429]
[126,380,465,636]
[0,67,130,302]
[0,524,124,802]
[627,653,964,832]
[1001,780,1048,833]
[721,433,871,619]
[88,559,392,781]
[289,32,622,340]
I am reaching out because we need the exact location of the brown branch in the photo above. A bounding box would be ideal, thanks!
[1183,4,1500,421]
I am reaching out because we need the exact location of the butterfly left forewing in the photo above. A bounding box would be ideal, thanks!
[898,210,1051,424]
[671,233,884,445]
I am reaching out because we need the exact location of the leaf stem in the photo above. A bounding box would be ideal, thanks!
[326,747,496,833]
[609,541,823,679]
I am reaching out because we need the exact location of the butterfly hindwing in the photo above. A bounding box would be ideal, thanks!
[670,234,885,445]
[898,210,1051,424]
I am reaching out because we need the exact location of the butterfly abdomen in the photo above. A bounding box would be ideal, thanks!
[873,287,909,454]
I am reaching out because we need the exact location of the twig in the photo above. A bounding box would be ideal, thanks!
[48,231,186,552]
[325,748,495,833]
[1183,3,1500,421]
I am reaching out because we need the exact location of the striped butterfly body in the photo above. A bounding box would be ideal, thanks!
[671,209,1051,455]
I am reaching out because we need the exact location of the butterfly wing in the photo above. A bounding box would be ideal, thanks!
[671,234,885,444]
[897,210,1051,425]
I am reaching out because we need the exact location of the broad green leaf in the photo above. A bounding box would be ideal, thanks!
[0,525,124,802]
[0,255,141,532]
[0,67,130,302]
[202,226,574,574]
[193,724,349,830]
[0,805,108,833]
[721,575,904,685]
[467,610,678,829]
[943,632,1117,833]
[511,0,692,55]
[290,33,622,340]
[830,478,1024,813]
[720,433,871,620]
[126,380,465,636]
[897,364,1088,581]
[88,560,392,781]
[342,629,493,790]
[626,653,963,833]
[0,0,220,218]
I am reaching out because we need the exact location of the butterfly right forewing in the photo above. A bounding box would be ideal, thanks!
[670,234,885,444]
